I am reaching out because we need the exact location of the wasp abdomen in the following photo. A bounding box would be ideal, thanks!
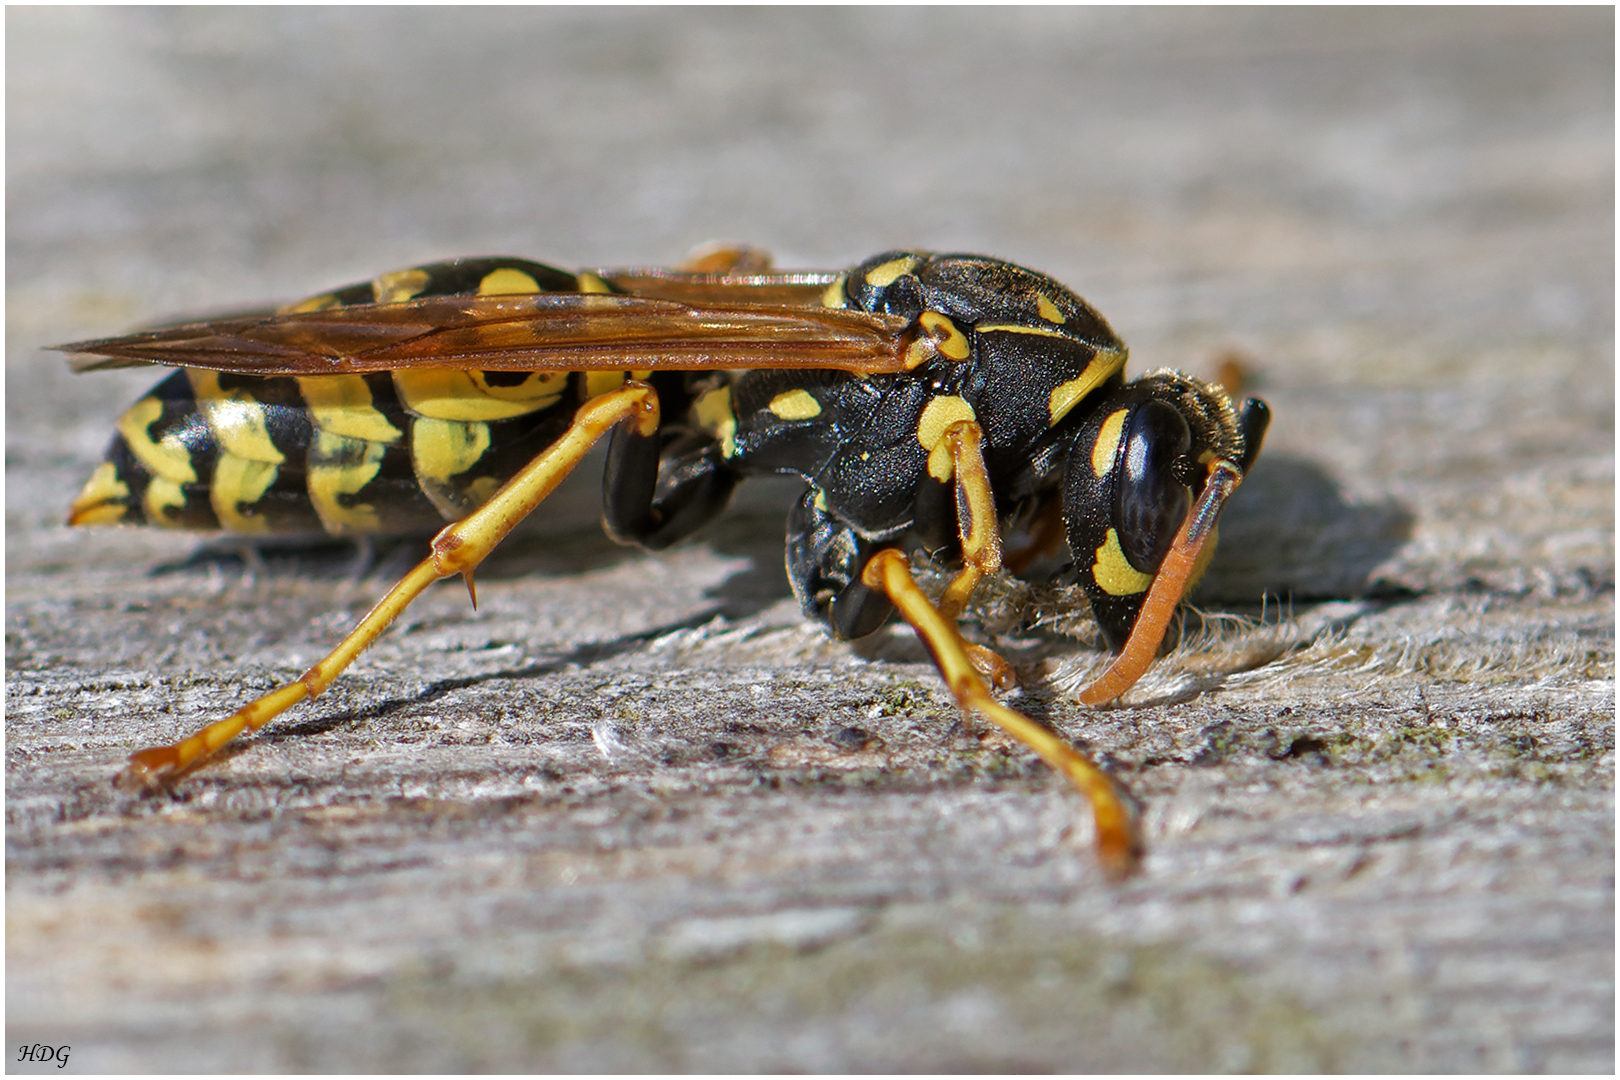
[69,258,631,535]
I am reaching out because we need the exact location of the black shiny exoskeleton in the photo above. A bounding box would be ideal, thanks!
[60,247,1270,875]
[597,252,1268,649]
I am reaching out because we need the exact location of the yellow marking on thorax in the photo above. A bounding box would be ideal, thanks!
[978,322,1069,338]
[576,271,614,294]
[916,395,976,451]
[693,385,738,458]
[68,462,131,525]
[1049,348,1127,428]
[1036,292,1066,324]
[297,375,405,443]
[189,370,286,463]
[278,292,341,314]
[478,267,542,295]
[821,274,847,308]
[392,369,566,421]
[211,454,279,534]
[768,388,822,421]
[1093,527,1154,596]
[927,440,956,482]
[864,255,920,288]
[307,430,386,533]
[1091,407,1129,476]
[411,418,492,484]
[918,311,970,360]
[372,267,431,304]
[115,396,197,483]
[586,371,627,398]
[143,477,188,526]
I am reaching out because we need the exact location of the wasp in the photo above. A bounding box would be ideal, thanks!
[57,246,1269,878]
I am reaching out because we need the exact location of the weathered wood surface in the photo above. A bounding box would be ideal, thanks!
[7,9,1612,1072]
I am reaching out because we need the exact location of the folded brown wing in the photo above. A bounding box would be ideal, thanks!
[58,292,913,376]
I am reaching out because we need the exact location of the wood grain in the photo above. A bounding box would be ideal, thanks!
[7,9,1611,1072]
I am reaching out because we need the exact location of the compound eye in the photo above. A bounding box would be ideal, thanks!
[1115,401,1191,572]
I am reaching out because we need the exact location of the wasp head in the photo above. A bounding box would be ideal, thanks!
[1061,373,1269,700]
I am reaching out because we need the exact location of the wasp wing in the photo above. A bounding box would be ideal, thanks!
[596,269,843,307]
[57,291,913,376]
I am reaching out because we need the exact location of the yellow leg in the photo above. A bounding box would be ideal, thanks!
[935,420,1003,621]
[118,384,661,790]
[927,420,1016,690]
[862,548,1141,879]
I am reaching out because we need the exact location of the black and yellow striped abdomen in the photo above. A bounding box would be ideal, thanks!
[69,257,644,535]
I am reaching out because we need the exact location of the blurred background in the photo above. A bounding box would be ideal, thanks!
[7,8,1612,1072]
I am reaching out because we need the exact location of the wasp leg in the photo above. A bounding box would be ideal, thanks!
[925,420,1018,689]
[861,548,1140,879]
[932,420,1003,622]
[118,384,662,790]
[784,488,894,641]
[676,243,774,273]
[602,429,739,550]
